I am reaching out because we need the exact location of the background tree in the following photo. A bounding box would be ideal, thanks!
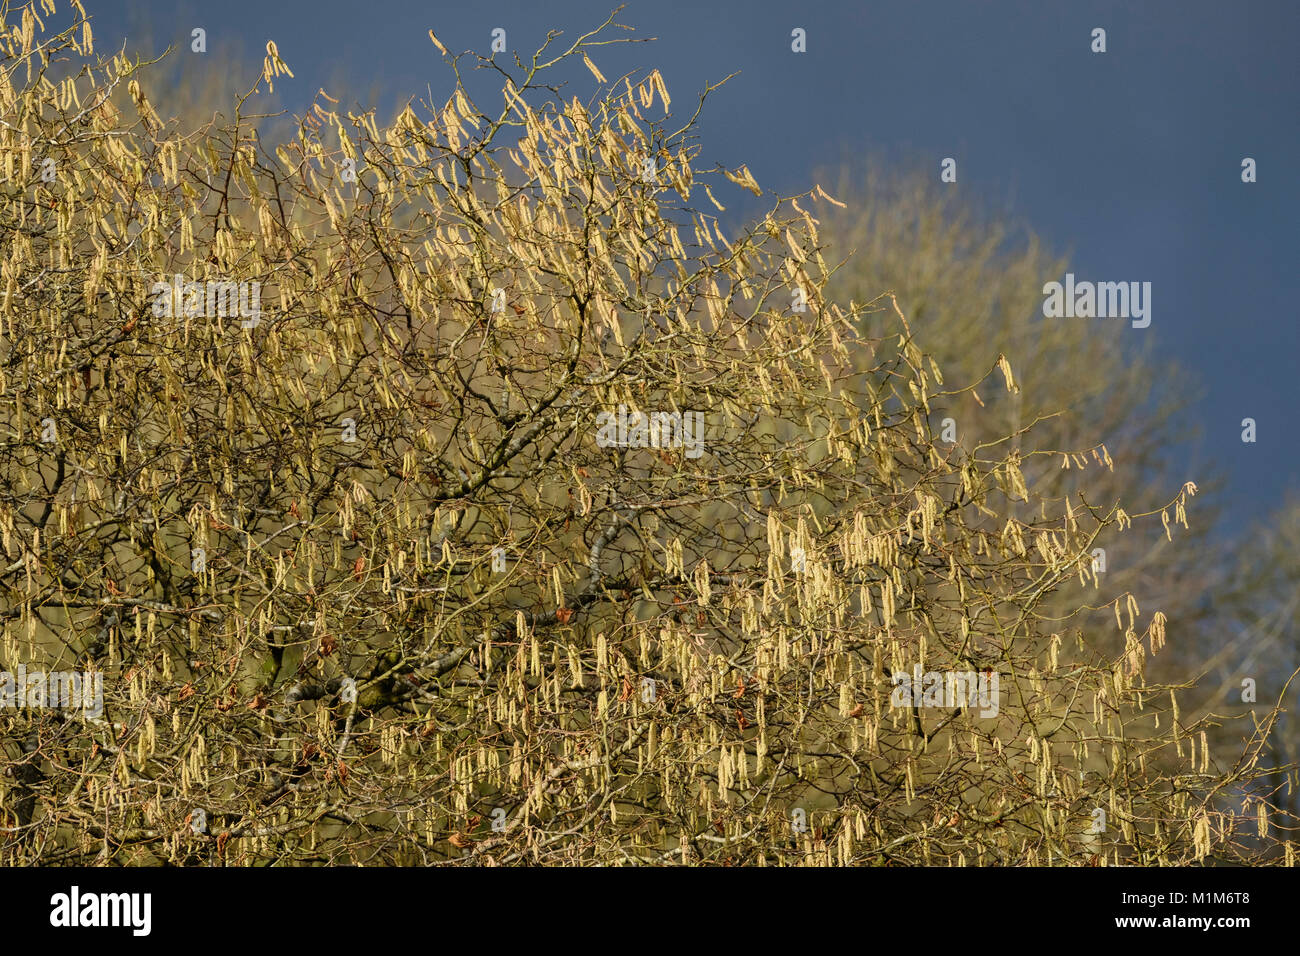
[812,167,1299,855]
[1192,496,1300,843]
[816,166,1221,631]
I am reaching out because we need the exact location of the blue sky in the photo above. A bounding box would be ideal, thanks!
[94,0,1300,535]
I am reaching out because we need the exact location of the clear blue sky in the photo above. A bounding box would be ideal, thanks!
[94,0,1300,536]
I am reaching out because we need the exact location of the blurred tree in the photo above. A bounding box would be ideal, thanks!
[1191,496,1300,847]
[814,167,1299,857]
[816,166,1221,637]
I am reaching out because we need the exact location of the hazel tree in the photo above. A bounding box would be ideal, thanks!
[0,2,1288,866]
